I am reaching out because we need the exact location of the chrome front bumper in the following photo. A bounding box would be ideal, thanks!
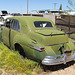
[42,51,75,65]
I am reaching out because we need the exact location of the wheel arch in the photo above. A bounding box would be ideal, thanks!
[14,43,26,58]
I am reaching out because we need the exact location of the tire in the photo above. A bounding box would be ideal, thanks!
[15,44,26,58]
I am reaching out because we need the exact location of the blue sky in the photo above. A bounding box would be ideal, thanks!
[0,0,74,14]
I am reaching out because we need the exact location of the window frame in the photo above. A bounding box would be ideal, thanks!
[12,19,21,32]
[34,21,53,28]
[5,18,21,32]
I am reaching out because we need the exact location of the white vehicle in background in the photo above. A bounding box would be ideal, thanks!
[1,10,13,19]
[0,15,13,27]
[0,11,13,26]
[2,15,13,19]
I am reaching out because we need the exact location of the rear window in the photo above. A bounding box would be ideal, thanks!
[34,21,53,28]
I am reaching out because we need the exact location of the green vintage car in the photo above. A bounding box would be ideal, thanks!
[1,16,75,65]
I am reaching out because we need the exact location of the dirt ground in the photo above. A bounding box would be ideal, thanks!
[38,61,75,75]
[0,61,75,75]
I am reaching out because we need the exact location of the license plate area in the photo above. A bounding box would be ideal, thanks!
[64,50,72,56]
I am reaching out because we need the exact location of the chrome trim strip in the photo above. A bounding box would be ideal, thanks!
[42,51,75,65]
[47,42,68,46]
[29,44,45,51]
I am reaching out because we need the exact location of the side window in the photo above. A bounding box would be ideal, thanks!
[12,19,20,32]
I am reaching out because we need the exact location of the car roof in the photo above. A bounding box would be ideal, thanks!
[9,16,52,22]
[9,16,55,32]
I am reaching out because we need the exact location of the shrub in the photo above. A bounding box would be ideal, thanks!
[0,42,40,75]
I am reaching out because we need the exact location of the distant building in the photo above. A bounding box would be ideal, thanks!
[65,12,75,15]
[38,10,65,14]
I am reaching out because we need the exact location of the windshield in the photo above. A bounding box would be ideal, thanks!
[34,21,53,28]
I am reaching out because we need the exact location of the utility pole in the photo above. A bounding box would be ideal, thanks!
[27,0,28,14]
[54,3,57,10]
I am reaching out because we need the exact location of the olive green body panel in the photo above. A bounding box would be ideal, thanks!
[2,27,10,46]
[1,16,75,61]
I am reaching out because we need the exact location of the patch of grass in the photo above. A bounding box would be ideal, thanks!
[0,42,40,75]
[0,70,2,75]
[72,34,75,35]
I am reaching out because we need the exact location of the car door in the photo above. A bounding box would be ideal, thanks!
[2,18,12,47]
[10,19,21,48]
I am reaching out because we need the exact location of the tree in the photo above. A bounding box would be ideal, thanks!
[59,4,62,10]
[67,0,75,11]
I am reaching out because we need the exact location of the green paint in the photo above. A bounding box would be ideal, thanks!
[1,16,75,61]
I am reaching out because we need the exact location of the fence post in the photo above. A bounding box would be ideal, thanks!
[55,16,57,25]
[69,15,70,37]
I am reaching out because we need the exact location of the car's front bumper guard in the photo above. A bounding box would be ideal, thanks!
[42,51,75,65]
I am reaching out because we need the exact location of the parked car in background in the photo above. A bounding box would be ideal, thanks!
[1,16,75,65]
[0,15,13,27]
